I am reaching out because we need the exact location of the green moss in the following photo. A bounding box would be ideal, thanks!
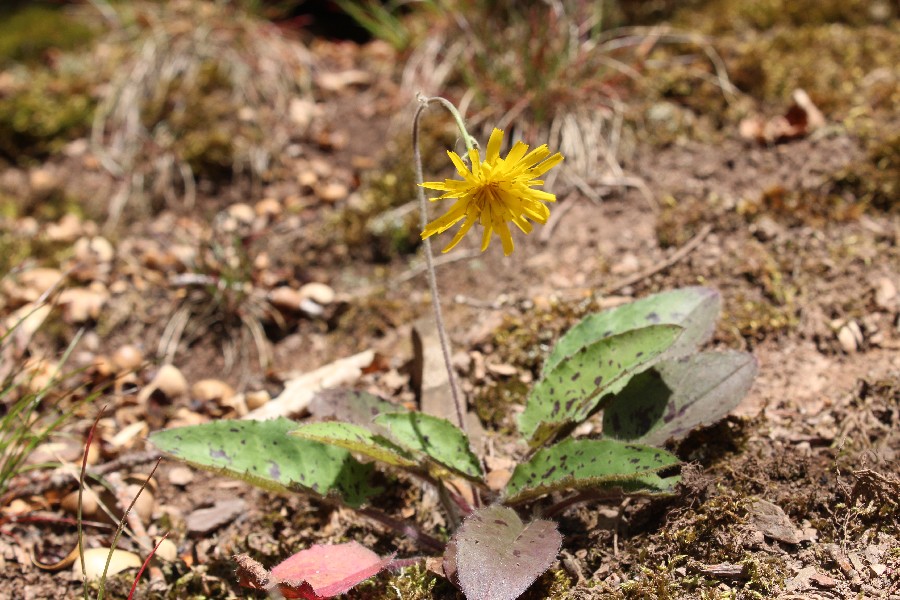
[0,70,96,163]
[474,377,529,433]
[0,4,97,65]
[520,568,574,599]
[832,130,900,212]
[673,0,895,32]
[347,563,454,600]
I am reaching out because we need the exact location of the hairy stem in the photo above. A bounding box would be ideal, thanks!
[411,96,470,434]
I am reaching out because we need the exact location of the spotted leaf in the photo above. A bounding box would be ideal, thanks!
[519,324,682,447]
[503,438,680,504]
[603,351,758,445]
[374,412,483,480]
[290,421,419,468]
[543,287,720,377]
[150,418,376,507]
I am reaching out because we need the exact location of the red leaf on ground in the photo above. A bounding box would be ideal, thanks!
[269,541,394,599]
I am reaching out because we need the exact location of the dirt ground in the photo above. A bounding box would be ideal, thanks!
[0,2,898,599]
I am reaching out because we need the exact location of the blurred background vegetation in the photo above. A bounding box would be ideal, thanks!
[0,0,895,228]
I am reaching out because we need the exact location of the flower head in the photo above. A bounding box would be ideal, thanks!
[421,128,563,256]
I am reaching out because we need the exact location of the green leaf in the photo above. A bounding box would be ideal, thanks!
[543,287,720,377]
[603,351,758,446]
[503,438,680,504]
[149,418,376,507]
[519,324,682,447]
[374,412,483,480]
[290,421,419,468]
[309,389,407,429]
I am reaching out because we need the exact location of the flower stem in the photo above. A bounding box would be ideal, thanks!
[412,95,471,434]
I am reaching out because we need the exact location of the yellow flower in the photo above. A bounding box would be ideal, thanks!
[421,128,563,256]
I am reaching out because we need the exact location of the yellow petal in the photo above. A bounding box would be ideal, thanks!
[448,151,471,178]
[486,128,504,164]
[442,216,477,253]
[528,152,564,177]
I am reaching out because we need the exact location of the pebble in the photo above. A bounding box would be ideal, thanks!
[74,236,115,264]
[29,167,58,198]
[186,499,246,535]
[191,379,235,404]
[316,181,349,203]
[45,214,82,242]
[245,390,270,410]
[111,345,143,372]
[76,548,141,579]
[297,170,318,190]
[58,285,109,323]
[268,286,303,311]
[254,198,282,219]
[874,277,897,310]
[837,320,864,353]
[152,364,188,399]
[299,282,335,305]
[168,466,195,487]
[227,203,256,225]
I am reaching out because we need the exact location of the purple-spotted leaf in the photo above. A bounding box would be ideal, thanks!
[503,438,680,504]
[374,412,483,480]
[309,389,406,428]
[446,505,561,600]
[149,418,376,507]
[603,351,758,445]
[519,324,682,447]
[235,542,393,599]
[543,287,720,376]
[290,421,419,468]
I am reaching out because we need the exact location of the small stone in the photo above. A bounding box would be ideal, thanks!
[837,321,863,353]
[153,538,178,563]
[168,466,195,487]
[752,216,782,241]
[254,198,282,219]
[191,379,235,405]
[6,267,64,304]
[298,282,335,305]
[810,572,837,588]
[485,468,512,491]
[750,499,802,544]
[152,365,188,399]
[289,97,317,129]
[45,214,82,242]
[297,170,318,190]
[58,286,109,323]
[227,203,255,225]
[111,345,143,372]
[487,363,517,377]
[316,181,349,203]
[268,286,303,311]
[186,499,246,535]
[245,390,270,410]
[874,277,897,310]
[29,167,58,198]
[74,236,115,264]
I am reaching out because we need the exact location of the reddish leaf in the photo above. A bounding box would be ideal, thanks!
[447,505,562,600]
[270,541,394,599]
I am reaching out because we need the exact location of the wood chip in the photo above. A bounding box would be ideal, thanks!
[243,350,374,420]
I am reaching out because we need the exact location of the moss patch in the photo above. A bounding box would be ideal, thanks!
[0,4,97,65]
